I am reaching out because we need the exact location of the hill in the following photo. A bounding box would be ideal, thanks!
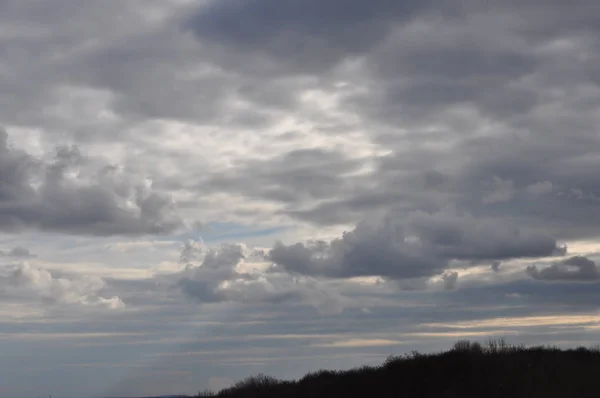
[193,339,600,398]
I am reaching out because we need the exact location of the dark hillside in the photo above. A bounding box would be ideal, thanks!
[193,340,600,398]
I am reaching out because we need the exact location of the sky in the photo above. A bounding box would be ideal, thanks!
[1,0,600,396]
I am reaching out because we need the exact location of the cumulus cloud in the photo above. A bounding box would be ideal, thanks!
[0,130,182,236]
[0,262,124,309]
[269,208,566,281]
[176,243,245,303]
[175,241,346,313]
[180,239,205,264]
[442,271,459,290]
[527,256,600,282]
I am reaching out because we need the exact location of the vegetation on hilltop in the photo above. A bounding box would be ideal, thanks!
[193,339,600,398]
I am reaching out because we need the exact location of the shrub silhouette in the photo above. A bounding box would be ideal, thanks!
[194,339,600,398]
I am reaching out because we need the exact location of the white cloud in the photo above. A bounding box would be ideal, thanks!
[0,262,124,309]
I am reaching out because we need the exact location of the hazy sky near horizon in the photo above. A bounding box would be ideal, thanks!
[2,0,600,396]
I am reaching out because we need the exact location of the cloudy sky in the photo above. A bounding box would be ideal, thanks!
[1,0,600,396]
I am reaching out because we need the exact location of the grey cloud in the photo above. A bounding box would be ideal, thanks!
[462,0,600,40]
[178,278,224,304]
[491,262,501,273]
[219,1,595,242]
[0,0,597,141]
[269,209,565,281]
[0,0,596,296]
[177,243,244,293]
[176,242,346,312]
[526,182,554,198]
[185,0,600,91]
[183,0,600,249]
[4,1,600,397]
[453,132,600,240]
[482,177,516,204]
[186,0,431,75]
[368,33,537,100]
[0,131,183,236]
[442,271,458,290]
[190,273,347,314]
[281,112,600,243]
[0,0,273,132]
[351,0,600,126]
[204,148,364,206]
[0,246,36,259]
[527,256,600,282]
[406,209,565,261]
[1,0,597,250]
[180,239,205,264]
[444,277,600,314]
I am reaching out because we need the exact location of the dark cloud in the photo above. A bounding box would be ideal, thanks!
[439,277,600,314]
[178,278,224,304]
[527,256,600,282]
[181,0,600,246]
[441,271,458,290]
[268,109,600,242]
[182,0,600,130]
[0,0,272,130]
[186,0,432,75]
[0,130,182,236]
[269,209,565,280]
[0,0,598,248]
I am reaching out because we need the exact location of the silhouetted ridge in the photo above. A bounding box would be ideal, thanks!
[192,339,600,398]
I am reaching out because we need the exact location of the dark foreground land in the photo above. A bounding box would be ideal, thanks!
[187,340,600,398]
